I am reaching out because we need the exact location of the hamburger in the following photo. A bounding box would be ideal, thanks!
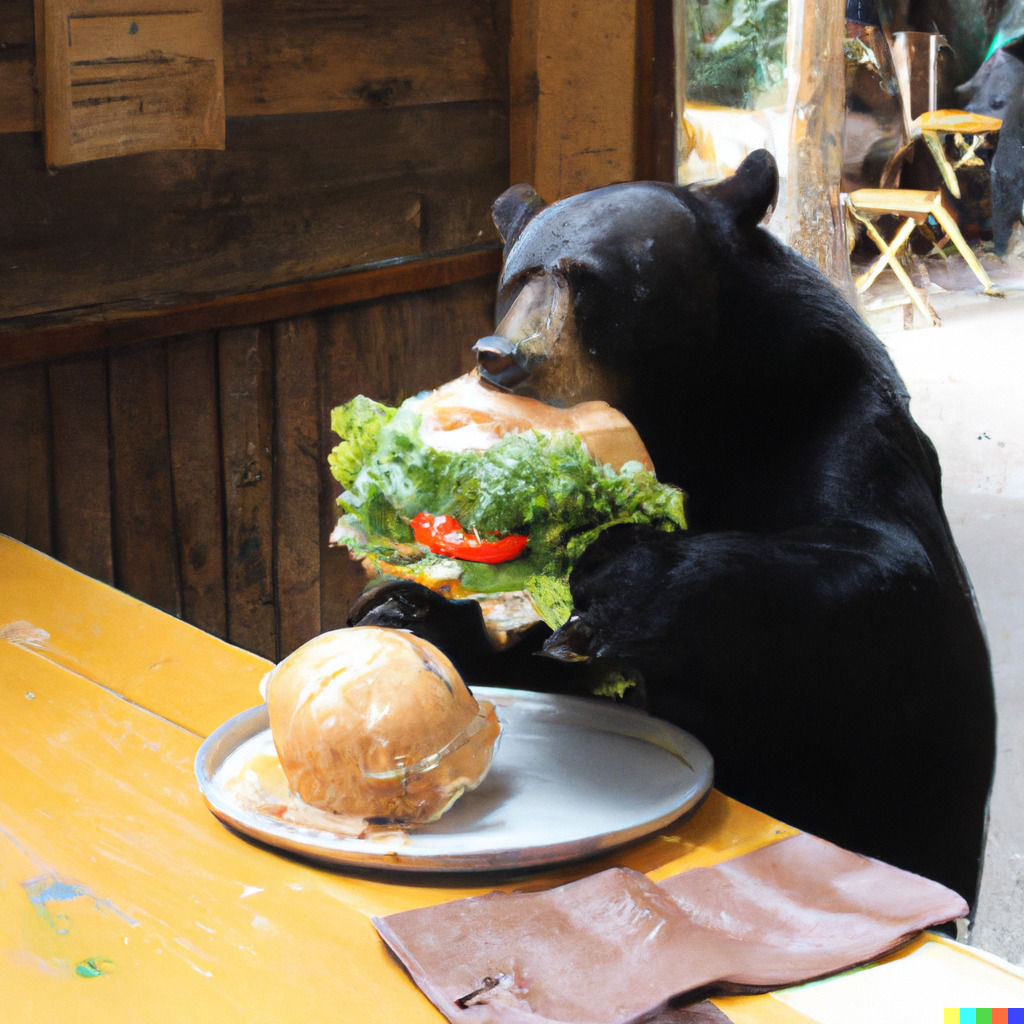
[329,370,687,634]
[264,627,500,825]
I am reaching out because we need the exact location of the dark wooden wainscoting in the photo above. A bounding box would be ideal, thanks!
[0,276,492,662]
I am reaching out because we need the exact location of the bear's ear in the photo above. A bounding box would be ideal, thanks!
[492,184,548,248]
[700,149,779,230]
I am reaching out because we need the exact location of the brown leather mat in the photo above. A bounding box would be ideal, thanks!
[373,832,968,1024]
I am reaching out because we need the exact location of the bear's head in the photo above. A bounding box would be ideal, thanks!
[956,47,1024,122]
[474,149,780,412]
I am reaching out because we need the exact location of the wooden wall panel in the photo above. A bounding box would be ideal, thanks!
[167,331,227,640]
[49,357,114,583]
[2,0,509,134]
[108,343,182,615]
[509,0,642,201]
[0,1,36,133]
[35,0,225,167]
[2,102,507,325]
[223,0,508,116]
[0,273,496,660]
[0,364,52,555]
[1,0,509,337]
[0,0,514,661]
[218,325,277,659]
[273,316,323,658]
[508,0,676,200]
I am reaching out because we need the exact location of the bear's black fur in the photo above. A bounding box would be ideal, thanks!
[350,150,995,910]
[957,46,1024,257]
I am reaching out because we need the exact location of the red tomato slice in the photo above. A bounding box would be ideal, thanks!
[410,512,528,564]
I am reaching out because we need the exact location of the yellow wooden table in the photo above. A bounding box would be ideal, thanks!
[2,535,1022,1023]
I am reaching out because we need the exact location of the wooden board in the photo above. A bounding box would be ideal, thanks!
[48,356,114,583]
[771,0,853,289]
[108,342,182,616]
[218,325,277,660]
[3,0,508,128]
[0,363,52,554]
[1,102,507,325]
[272,316,323,658]
[223,0,508,116]
[167,331,227,640]
[509,0,642,200]
[0,1,36,132]
[0,248,502,370]
[0,275,491,662]
[34,0,225,166]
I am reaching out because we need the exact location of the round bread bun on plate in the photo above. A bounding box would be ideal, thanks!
[264,627,500,825]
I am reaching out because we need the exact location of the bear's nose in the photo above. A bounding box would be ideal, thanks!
[473,335,531,389]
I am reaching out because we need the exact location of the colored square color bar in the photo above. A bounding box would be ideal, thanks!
[944,1011,1024,1023]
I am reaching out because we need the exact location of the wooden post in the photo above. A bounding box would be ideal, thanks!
[774,0,857,298]
[508,0,675,201]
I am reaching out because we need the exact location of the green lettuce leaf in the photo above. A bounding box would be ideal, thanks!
[328,393,687,628]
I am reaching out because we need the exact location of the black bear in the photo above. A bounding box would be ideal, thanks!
[351,150,995,911]
[957,46,1024,256]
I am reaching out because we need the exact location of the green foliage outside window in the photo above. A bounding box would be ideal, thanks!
[685,0,788,109]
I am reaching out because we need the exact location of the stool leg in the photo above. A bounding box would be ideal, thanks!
[929,203,1003,296]
[855,217,916,290]
[856,216,940,325]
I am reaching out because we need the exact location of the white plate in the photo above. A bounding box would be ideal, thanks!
[195,687,713,872]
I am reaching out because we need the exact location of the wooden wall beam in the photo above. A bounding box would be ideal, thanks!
[508,0,676,202]
[0,246,501,370]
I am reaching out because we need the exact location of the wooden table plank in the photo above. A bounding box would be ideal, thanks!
[0,643,439,1022]
[0,535,824,1023]
[0,633,794,1023]
[0,535,269,737]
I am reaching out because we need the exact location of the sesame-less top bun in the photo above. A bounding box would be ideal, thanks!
[412,371,655,473]
[264,627,500,825]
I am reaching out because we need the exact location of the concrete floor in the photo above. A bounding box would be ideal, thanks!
[858,243,1024,965]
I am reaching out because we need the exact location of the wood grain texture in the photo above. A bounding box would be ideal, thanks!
[3,0,508,124]
[108,341,182,615]
[36,0,225,166]
[0,1,36,133]
[218,324,277,659]
[1,102,506,324]
[223,0,508,116]
[776,0,854,289]
[0,363,52,554]
[273,316,322,657]
[635,0,679,184]
[0,247,502,369]
[48,356,114,583]
[509,0,641,200]
[1,263,494,659]
[167,331,227,639]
